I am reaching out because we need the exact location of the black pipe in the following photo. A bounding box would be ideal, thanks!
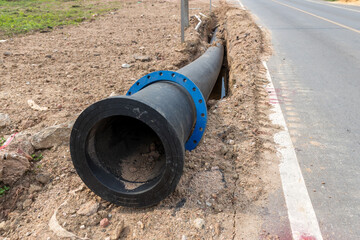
[70,34,224,207]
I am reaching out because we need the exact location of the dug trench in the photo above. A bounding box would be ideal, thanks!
[0,1,283,239]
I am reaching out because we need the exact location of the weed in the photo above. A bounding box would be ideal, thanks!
[0,136,5,146]
[0,185,10,197]
[31,153,43,162]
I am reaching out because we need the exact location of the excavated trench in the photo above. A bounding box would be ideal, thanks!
[209,54,229,100]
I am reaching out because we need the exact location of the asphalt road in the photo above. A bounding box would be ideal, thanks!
[238,0,360,239]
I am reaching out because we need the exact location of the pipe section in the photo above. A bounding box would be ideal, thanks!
[70,34,224,207]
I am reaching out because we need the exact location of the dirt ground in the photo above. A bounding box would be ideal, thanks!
[336,0,360,5]
[337,0,359,3]
[0,0,282,239]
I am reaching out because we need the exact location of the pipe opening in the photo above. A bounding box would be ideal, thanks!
[86,116,166,191]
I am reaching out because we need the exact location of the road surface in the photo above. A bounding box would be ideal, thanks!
[238,0,360,239]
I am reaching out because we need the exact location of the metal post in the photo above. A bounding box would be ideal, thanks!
[181,0,189,43]
[184,0,189,27]
[210,0,212,13]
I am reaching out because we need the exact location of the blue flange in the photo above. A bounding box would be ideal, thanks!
[126,71,207,151]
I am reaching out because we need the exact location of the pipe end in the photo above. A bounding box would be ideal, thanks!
[70,96,184,207]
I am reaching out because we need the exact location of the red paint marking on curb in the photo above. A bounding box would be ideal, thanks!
[0,133,18,150]
[267,87,295,104]
[269,99,293,104]
[300,235,317,240]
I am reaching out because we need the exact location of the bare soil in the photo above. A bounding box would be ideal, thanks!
[0,0,282,239]
[337,0,359,3]
[336,0,360,5]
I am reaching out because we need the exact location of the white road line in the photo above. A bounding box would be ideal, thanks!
[263,61,323,240]
[237,0,245,10]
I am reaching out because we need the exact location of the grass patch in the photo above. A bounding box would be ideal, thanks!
[0,0,122,38]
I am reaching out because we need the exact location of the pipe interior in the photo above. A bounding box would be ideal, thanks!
[86,116,166,191]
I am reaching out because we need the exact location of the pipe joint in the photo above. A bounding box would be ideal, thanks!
[127,70,207,151]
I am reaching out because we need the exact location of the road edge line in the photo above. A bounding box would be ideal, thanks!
[237,0,245,9]
[262,61,324,240]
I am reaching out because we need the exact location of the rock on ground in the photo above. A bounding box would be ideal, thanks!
[121,63,131,68]
[28,184,42,194]
[0,221,6,231]
[3,52,12,57]
[7,133,35,156]
[31,122,73,150]
[110,220,124,240]
[100,218,110,228]
[0,113,10,129]
[22,199,33,209]
[0,152,30,185]
[193,218,205,229]
[35,173,51,184]
[133,54,151,62]
[77,201,99,216]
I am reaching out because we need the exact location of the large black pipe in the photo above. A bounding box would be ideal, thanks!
[70,35,224,207]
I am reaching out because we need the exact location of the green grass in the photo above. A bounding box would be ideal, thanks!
[0,0,122,38]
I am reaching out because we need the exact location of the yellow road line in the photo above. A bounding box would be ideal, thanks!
[271,0,360,34]
[304,0,360,14]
